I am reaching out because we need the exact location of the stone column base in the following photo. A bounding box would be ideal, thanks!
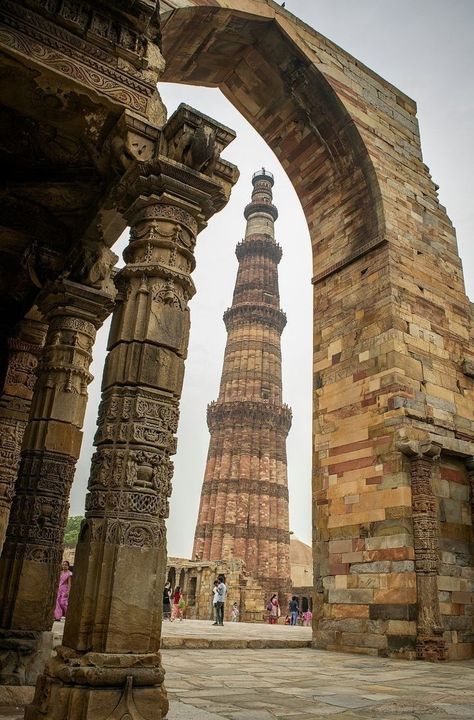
[25,646,168,720]
[416,631,447,662]
[0,630,53,686]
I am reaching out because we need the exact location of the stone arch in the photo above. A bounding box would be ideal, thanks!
[160,5,386,277]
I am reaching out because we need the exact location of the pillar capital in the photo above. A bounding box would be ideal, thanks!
[36,276,116,327]
[398,438,442,462]
[114,103,238,225]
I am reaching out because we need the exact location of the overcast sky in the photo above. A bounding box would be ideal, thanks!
[70,1,474,558]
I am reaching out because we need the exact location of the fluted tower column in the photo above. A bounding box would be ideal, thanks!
[193,169,292,601]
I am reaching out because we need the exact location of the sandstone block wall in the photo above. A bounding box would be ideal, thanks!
[159,0,473,658]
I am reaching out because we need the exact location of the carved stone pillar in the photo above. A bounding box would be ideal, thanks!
[26,106,238,720]
[466,457,474,523]
[0,278,115,685]
[0,318,47,553]
[400,439,446,661]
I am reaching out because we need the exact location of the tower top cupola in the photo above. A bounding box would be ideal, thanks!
[252,167,274,186]
[244,167,278,221]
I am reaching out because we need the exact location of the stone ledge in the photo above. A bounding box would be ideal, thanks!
[161,637,311,650]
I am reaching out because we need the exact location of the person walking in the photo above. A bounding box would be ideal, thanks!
[214,574,227,626]
[163,581,172,620]
[170,586,184,621]
[267,594,280,624]
[289,596,299,626]
[54,560,72,621]
[231,602,239,622]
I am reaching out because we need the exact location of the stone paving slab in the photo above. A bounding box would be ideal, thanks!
[3,635,474,719]
[163,648,474,719]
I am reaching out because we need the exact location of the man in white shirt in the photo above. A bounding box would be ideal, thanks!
[214,574,227,626]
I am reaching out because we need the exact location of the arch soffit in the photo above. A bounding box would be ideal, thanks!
[160,4,386,280]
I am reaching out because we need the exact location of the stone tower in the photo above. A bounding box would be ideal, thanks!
[193,169,292,602]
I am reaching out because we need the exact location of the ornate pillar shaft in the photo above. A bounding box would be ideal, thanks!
[26,105,237,720]
[466,458,474,522]
[0,319,47,553]
[0,279,115,685]
[402,440,447,661]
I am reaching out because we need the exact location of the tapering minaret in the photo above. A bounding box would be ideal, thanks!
[193,169,292,601]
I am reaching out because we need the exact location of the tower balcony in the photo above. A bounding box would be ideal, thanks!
[243,201,278,221]
[223,303,287,334]
[235,235,282,262]
[252,168,274,186]
[207,398,292,434]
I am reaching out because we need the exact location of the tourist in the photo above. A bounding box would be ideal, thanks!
[211,579,219,625]
[302,608,313,627]
[267,594,280,624]
[231,602,239,622]
[214,574,227,626]
[171,586,184,621]
[163,581,172,620]
[54,560,72,621]
[289,596,299,626]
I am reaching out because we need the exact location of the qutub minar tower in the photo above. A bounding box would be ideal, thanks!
[193,169,292,602]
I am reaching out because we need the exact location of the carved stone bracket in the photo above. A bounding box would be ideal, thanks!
[398,439,447,661]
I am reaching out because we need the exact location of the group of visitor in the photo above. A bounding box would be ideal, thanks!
[266,594,313,626]
[163,581,186,621]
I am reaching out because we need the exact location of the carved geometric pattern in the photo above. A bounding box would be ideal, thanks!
[0,1,155,114]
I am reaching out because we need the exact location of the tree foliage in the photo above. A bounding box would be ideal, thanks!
[64,516,83,546]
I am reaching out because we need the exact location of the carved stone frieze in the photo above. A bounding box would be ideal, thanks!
[0,0,163,118]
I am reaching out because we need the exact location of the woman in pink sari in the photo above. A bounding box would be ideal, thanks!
[54,560,72,621]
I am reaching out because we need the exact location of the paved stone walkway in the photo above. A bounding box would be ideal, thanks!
[165,648,474,719]
[3,625,474,719]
